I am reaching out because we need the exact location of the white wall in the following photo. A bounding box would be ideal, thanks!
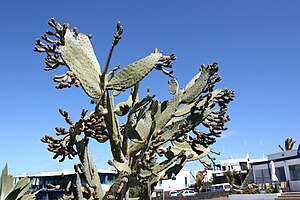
[229,194,280,200]
[155,169,190,191]
[268,150,297,160]
[285,158,300,191]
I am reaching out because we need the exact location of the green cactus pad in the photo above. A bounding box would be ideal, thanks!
[136,111,152,140]
[59,29,102,99]
[107,51,162,90]
[155,89,184,131]
[152,118,185,148]
[170,140,210,161]
[114,95,133,116]
[173,103,194,117]
[151,150,185,173]
[181,66,211,103]
[108,160,131,173]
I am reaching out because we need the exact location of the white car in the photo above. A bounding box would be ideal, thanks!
[209,183,231,192]
[179,190,197,197]
[169,191,179,197]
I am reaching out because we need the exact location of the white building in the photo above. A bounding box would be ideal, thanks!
[194,154,267,185]
[252,147,300,191]
[155,168,191,192]
[220,154,266,172]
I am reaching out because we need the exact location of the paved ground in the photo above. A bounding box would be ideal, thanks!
[210,197,228,200]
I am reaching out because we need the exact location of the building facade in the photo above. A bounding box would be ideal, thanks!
[194,154,267,186]
[15,168,192,199]
[252,147,300,192]
[155,168,191,192]
[14,169,118,200]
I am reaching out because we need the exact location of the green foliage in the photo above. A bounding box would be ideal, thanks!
[35,18,234,199]
[243,187,260,194]
[266,187,275,194]
[0,164,37,200]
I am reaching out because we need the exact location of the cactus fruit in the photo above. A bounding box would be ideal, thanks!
[35,18,234,199]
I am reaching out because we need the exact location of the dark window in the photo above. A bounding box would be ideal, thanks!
[100,175,105,183]
[255,169,270,183]
[107,175,116,184]
[240,162,248,170]
[172,177,176,180]
[289,164,300,181]
[275,167,286,181]
[185,177,187,187]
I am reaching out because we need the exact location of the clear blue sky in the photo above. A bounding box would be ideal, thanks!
[1,0,300,175]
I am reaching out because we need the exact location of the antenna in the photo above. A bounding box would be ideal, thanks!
[259,140,265,159]
[244,138,248,153]
[222,146,226,160]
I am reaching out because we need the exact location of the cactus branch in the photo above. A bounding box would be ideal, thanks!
[101,21,123,79]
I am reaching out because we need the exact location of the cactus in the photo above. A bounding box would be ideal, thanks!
[35,18,234,199]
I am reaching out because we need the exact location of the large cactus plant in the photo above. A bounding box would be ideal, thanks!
[35,18,234,200]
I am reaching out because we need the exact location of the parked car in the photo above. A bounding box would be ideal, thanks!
[200,187,211,192]
[208,183,231,192]
[169,191,179,197]
[178,190,197,197]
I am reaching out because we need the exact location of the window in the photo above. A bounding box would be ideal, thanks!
[100,175,105,183]
[255,169,270,183]
[172,177,176,180]
[159,180,162,186]
[107,175,116,184]
[240,162,248,170]
[185,177,187,187]
[275,167,286,181]
[289,164,300,181]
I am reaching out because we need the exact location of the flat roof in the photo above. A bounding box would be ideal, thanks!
[268,149,298,160]
[14,169,118,178]
[251,154,300,166]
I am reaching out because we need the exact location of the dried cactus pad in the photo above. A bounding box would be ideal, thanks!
[59,29,102,98]
[107,51,162,90]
